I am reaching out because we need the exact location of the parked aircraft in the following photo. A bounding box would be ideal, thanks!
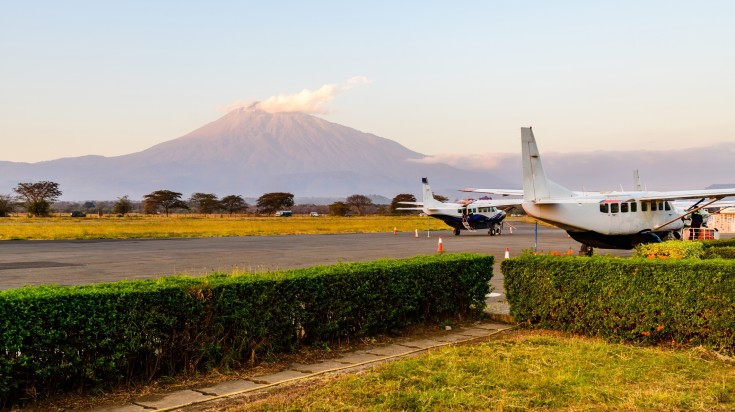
[398,178,508,236]
[462,127,735,254]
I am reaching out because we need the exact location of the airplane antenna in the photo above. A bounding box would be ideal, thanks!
[620,184,624,192]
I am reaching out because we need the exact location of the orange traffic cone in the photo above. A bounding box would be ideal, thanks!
[509,226,513,234]
[393,227,397,235]
[437,237,444,253]
[504,247,510,259]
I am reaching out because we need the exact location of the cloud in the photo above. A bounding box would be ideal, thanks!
[410,153,510,170]
[222,77,370,115]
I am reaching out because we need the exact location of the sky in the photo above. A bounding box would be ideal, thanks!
[2,1,734,164]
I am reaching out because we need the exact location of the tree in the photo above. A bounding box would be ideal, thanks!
[220,195,249,216]
[433,193,449,202]
[328,201,350,216]
[0,194,18,217]
[390,193,417,215]
[14,181,62,217]
[142,190,189,216]
[345,194,373,215]
[189,193,220,215]
[112,196,134,216]
[256,192,294,215]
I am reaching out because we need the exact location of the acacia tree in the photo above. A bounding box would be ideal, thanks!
[14,181,62,217]
[112,195,134,216]
[189,193,220,215]
[143,190,189,216]
[433,193,449,202]
[220,195,249,216]
[328,201,350,216]
[0,194,18,217]
[390,193,417,215]
[256,192,294,215]
[345,194,373,215]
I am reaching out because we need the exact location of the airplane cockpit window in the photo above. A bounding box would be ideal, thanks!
[664,201,671,211]
[611,203,619,213]
[621,203,629,213]
[600,203,609,213]
[631,202,637,212]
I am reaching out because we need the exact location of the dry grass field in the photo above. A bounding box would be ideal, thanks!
[0,214,445,240]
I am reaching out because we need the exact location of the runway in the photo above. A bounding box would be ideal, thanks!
[0,222,631,291]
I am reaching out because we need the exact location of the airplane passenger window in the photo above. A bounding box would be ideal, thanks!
[600,204,609,213]
[651,202,657,211]
[658,202,664,210]
[621,203,629,213]
[611,203,619,213]
[631,202,637,212]
[642,202,648,212]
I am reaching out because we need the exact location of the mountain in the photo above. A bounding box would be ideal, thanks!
[0,108,511,200]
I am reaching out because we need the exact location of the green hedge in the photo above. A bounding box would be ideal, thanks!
[502,255,735,353]
[703,246,735,260]
[0,253,492,406]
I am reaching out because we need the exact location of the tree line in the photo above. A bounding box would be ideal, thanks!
[0,181,428,217]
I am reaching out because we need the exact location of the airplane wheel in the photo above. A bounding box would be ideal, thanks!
[453,228,461,236]
[579,244,593,257]
[495,227,502,236]
[488,227,495,236]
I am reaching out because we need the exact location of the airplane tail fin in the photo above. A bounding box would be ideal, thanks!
[521,127,574,201]
[421,177,445,208]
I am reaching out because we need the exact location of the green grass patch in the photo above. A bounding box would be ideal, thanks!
[239,330,735,411]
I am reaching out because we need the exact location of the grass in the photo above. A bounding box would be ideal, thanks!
[0,215,445,240]
[237,330,735,412]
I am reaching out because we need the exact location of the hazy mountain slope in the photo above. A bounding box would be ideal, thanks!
[0,109,510,200]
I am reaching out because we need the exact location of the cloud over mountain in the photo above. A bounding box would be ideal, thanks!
[221,77,370,115]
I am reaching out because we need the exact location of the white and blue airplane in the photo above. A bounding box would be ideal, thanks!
[399,178,509,236]
[461,127,735,254]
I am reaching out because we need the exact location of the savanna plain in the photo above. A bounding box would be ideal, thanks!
[4,215,734,411]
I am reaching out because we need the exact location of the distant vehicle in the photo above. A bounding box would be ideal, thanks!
[70,211,86,217]
[310,212,320,217]
[274,211,292,217]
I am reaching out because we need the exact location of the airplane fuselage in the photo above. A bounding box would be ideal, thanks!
[523,198,685,249]
[429,204,506,232]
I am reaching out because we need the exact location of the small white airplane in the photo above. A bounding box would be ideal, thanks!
[398,178,509,236]
[462,127,735,254]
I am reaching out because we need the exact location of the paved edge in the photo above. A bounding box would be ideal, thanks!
[92,321,517,412]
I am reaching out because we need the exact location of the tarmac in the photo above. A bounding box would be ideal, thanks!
[91,319,516,411]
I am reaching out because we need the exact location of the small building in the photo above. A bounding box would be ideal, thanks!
[709,207,735,234]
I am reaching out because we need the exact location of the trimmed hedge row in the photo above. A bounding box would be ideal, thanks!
[502,255,735,353]
[0,253,493,406]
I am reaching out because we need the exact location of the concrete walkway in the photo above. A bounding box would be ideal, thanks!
[92,320,515,411]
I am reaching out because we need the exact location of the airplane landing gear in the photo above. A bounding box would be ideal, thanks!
[453,228,461,236]
[488,223,502,236]
[579,244,594,257]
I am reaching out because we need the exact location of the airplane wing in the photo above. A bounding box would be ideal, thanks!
[397,201,424,206]
[460,188,524,196]
[637,188,735,201]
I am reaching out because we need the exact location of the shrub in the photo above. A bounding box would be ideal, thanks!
[502,255,735,354]
[0,253,492,405]
[703,246,735,260]
[633,240,704,259]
